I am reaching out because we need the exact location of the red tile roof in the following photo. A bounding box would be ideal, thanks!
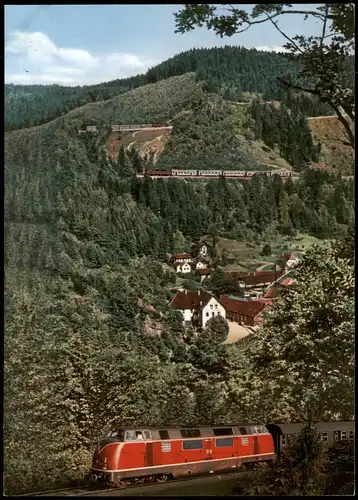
[263,278,294,298]
[281,277,294,286]
[173,253,192,259]
[263,286,278,299]
[220,295,269,318]
[170,290,213,310]
[241,270,283,287]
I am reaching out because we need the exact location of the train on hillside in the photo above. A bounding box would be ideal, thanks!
[140,169,296,179]
[90,421,353,487]
[116,123,171,131]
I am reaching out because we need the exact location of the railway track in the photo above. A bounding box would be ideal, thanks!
[20,486,116,497]
[19,467,257,497]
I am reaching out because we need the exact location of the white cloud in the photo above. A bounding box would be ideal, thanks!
[255,45,290,54]
[5,30,158,86]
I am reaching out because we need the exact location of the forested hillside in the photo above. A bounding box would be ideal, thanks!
[4,42,354,495]
[6,45,354,131]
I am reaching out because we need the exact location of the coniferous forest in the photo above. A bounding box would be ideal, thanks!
[5,46,354,131]
[4,45,354,495]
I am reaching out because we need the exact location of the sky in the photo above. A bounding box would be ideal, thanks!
[5,4,324,86]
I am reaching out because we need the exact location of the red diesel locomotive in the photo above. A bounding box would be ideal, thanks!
[91,424,275,486]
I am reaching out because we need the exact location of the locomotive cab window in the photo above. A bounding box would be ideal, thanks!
[112,429,125,441]
[183,440,203,450]
[125,430,137,441]
[239,427,247,435]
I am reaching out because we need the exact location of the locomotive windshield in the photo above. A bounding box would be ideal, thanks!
[102,429,125,440]
[101,429,152,441]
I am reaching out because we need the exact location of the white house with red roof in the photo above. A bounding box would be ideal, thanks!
[172,253,194,273]
[173,253,193,263]
[175,262,192,274]
[169,290,226,328]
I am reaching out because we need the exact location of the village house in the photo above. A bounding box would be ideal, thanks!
[276,253,299,272]
[175,262,192,274]
[241,270,283,292]
[169,290,226,328]
[220,295,271,326]
[173,253,193,264]
[198,244,208,258]
[195,268,214,282]
[196,261,206,270]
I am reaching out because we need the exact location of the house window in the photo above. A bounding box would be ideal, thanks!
[210,304,213,309]
[183,440,203,450]
[348,430,354,440]
[212,312,215,317]
[320,432,328,442]
[341,431,347,440]
[280,435,286,446]
[206,312,209,317]
[215,304,218,309]
[216,438,233,447]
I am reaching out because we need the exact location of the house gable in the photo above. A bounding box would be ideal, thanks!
[201,297,226,327]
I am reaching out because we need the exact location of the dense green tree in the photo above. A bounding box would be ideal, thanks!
[248,238,354,421]
[206,268,244,298]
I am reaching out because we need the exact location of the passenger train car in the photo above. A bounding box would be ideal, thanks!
[90,421,353,487]
[267,421,355,454]
[142,169,295,179]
